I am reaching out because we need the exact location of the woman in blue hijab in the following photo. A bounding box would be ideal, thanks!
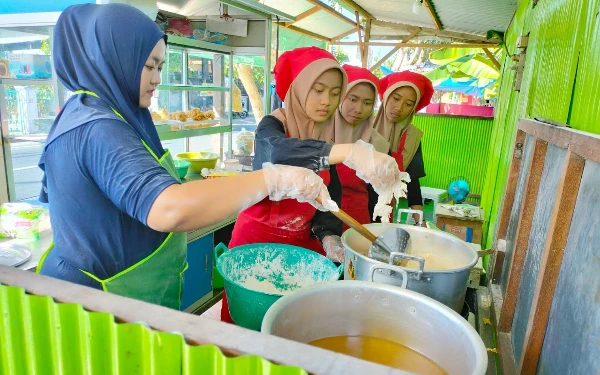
[37,3,335,310]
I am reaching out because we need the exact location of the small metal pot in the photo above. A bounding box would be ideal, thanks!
[342,223,478,312]
[262,281,487,375]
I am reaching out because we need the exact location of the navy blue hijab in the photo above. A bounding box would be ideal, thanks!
[39,3,167,202]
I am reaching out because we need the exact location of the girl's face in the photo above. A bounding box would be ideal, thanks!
[340,82,376,126]
[305,69,343,122]
[139,39,166,108]
[385,86,417,123]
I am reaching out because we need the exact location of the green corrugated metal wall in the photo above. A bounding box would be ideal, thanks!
[569,0,600,132]
[0,285,307,375]
[482,0,598,246]
[412,114,494,195]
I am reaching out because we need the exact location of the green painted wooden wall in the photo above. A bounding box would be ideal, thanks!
[412,114,494,195]
[481,0,600,246]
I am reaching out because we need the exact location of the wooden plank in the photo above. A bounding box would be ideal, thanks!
[498,333,518,375]
[500,135,535,294]
[490,239,507,284]
[491,285,517,375]
[0,266,410,375]
[330,28,357,42]
[483,48,501,69]
[490,284,503,331]
[517,150,585,375]
[362,18,371,68]
[519,118,600,163]
[305,0,360,28]
[355,11,365,65]
[476,289,499,375]
[370,19,490,42]
[332,42,498,48]
[498,130,527,240]
[531,161,600,374]
[337,0,374,19]
[498,138,548,332]
[510,144,567,363]
[423,0,443,30]
[284,6,319,26]
[368,29,421,72]
[276,24,331,43]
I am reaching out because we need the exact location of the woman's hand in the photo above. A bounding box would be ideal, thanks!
[342,140,401,194]
[322,235,345,262]
[262,163,338,212]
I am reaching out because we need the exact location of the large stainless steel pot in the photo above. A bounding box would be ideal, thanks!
[262,281,487,375]
[341,223,478,312]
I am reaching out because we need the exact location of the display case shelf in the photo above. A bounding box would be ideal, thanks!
[166,35,232,54]
[158,125,231,141]
[0,78,54,86]
[157,84,229,92]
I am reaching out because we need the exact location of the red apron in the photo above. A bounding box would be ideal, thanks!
[221,170,331,323]
[338,164,370,231]
[387,131,408,223]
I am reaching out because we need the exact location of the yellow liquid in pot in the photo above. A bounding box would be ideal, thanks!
[308,335,447,375]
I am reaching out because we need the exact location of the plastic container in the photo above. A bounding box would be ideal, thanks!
[216,243,342,331]
[0,202,46,239]
[176,152,219,173]
[8,54,52,79]
[235,128,254,156]
[224,159,240,172]
[173,159,190,179]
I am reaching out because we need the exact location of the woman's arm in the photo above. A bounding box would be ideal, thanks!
[254,116,395,175]
[254,116,333,172]
[147,170,268,232]
[84,120,333,234]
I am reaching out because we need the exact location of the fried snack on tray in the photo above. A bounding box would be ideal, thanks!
[187,107,205,121]
[159,108,168,120]
[204,110,215,120]
[151,108,169,121]
[183,123,211,129]
[169,111,188,122]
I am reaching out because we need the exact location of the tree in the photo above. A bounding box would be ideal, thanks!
[234,63,264,121]
[332,47,349,63]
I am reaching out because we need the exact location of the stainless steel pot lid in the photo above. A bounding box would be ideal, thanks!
[0,243,32,267]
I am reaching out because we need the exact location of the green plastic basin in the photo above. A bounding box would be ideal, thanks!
[216,243,342,331]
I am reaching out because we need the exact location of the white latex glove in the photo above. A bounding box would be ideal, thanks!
[343,140,402,195]
[322,235,345,263]
[262,162,339,212]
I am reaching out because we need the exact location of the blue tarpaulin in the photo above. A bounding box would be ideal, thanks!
[379,66,495,97]
[434,78,486,97]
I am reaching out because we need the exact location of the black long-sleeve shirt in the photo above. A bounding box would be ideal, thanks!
[368,143,426,220]
[253,115,343,240]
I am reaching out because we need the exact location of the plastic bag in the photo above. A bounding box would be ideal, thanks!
[168,18,193,37]
[0,202,46,240]
[236,128,255,156]
[192,28,228,44]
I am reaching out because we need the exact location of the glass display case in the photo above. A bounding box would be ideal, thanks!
[0,30,235,203]
[0,25,61,202]
[152,37,233,159]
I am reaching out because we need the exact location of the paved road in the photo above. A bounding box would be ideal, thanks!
[9,117,259,201]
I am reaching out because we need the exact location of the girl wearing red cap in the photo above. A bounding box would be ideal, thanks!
[373,71,434,223]
[334,65,390,229]
[221,47,402,323]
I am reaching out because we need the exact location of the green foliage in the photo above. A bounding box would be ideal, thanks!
[40,38,51,55]
[331,47,348,63]
[486,30,505,47]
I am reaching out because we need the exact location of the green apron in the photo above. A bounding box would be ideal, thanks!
[37,91,188,310]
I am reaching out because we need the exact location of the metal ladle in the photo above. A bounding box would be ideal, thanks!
[318,198,411,263]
